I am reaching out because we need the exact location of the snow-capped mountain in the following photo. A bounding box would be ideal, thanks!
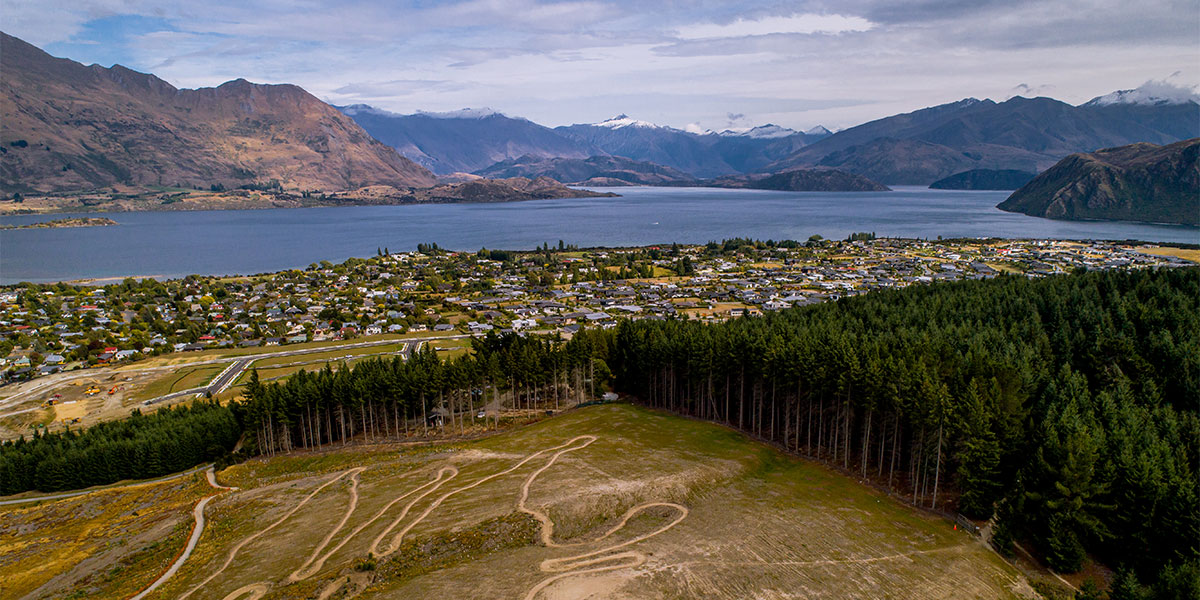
[595,114,664,129]
[804,125,832,136]
[416,107,507,119]
[1083,85,1200,107]
[719,124,800,139]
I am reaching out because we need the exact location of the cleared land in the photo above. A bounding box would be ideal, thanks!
[0,336,452,440]
[1,404,1032,599]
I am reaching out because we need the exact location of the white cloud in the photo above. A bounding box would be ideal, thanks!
[675,14,875,40]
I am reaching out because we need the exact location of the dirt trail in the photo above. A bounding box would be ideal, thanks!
[289,467,458,581]
[177,467,364,600]
[370,435,601,558]
[175,434,686,600]
[515,437,689,600]
[129,468,238,600]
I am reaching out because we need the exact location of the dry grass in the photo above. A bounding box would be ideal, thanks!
[1135,245,1200,263]
[115,404,1031,599]
[0,474,212,599]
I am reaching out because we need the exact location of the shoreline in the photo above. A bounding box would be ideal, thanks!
[3,237,1196,286]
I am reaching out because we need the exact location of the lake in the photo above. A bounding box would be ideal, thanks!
[1,186,1196,284]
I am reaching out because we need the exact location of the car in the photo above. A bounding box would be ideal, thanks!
[476,410,487,419]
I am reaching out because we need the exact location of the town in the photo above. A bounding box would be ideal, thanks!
[2,236,1193,382]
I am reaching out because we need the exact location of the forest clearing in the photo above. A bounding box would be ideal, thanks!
[0,403,1028,599]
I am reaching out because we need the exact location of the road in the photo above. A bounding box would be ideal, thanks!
[0,335,472,416]
[140,337,438,406]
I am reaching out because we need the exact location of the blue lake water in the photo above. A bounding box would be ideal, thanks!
[1,186,1196,283]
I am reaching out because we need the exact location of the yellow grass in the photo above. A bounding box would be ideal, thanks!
[1135,246,1200,263]
[0,475,212,599]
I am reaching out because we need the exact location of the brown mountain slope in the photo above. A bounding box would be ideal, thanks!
[0,32,435,194]
[997,139,1199,226]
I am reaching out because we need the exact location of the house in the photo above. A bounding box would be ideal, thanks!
[364,325,383,336]
[43,354,65,365]
[511,318,538,330]
[467,321,494,333]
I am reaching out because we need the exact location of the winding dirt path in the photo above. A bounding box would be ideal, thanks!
[129,467,238,600]
[515,438,689,600]
[289,467,458,581]
[370,435,600,558]
[175,434,687,600]
[177,467,364,600]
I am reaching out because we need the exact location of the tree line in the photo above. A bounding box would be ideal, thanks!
[239,330,614,456]
[607,267,1198,593]
[0,400,239,494]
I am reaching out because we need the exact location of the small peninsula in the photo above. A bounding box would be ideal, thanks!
[1,217,119,229]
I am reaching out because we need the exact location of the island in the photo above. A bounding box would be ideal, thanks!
[929,169,1037,190]
[0,217,119,229]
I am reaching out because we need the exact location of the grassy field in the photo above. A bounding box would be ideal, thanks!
[427,337,472,360]
[130,365,223,402]
[1135,245,1200,263]
[249,343,407,368]
[3,404,1032,599]
[119,332,455,370]
[0,473,213,599]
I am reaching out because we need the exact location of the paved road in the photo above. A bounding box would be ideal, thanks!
[143,357,256,406]
[0,463,212,506]
[0,335,472,413]
[140,337,455,406]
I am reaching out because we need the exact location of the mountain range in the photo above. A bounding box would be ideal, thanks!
[0,32,435,195]
[341,109,833,179]
[336,105,601,175]
[3,30,1197,210]
[344,94,1197,187]
[769,96,1199,184]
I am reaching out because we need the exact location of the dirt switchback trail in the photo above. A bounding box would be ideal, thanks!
[516,436,689,600]
[177,467,364,600]
[129,468,238,600]
[369,435,602,558]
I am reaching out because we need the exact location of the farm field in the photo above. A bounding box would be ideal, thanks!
[0,403,1032,600]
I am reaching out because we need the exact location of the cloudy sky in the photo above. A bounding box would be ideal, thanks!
[5,0,1198,131]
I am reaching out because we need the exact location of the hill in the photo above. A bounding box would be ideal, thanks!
[340,106,599,175]
[0,33,435,194]
[770,95,1200,184]
[997,139,1200,225]
[929,169,1037,190]
[709,168,890,192]
[474,155,697,185]
[2,403,1028,599]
